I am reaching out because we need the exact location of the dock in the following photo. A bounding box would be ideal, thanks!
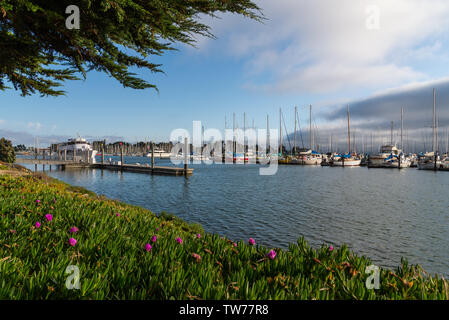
[15,158,193,176]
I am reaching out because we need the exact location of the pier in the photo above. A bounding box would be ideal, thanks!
[15,158,193,176]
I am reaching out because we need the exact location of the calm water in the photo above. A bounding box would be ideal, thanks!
[28,157,449,276]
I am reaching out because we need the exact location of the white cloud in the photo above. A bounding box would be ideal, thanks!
[27,122,42,131]
[194,0,449,94]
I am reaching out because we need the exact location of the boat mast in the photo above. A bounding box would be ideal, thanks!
[401,107,404,151]
[279,108,282,157]
[294,106,297,155]
[433,88,436,153]
[347,105,351,154]
[267,115,270,154]
[390,121,394,146]
[310,105,313,150]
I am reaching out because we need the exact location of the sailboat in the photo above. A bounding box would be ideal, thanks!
[418,88,441,170]
[332,105,361,167]
[290,105,323,165]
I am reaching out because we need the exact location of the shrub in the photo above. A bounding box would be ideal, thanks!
[0,138,16,163]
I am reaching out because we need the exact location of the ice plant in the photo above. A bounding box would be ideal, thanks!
[233,242,237,247]
[115,212,120,217]
[249,238,255,246]
[176,237,183,244]
[35,221,41,228]
[329,245,334,252]
[69,238,77,247]
[196,233,201,239]
[151,235,157,243]
[36,199,40,204]
[192,253,201,262]
[156,227,159,232]
[145,243,152,252]
[45,214,53,222]
[70,227,79,233]
[267,250,276,260]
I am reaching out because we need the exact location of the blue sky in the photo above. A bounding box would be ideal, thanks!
[3,0,449,150]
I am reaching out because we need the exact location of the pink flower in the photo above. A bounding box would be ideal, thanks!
[176,237,183,244]
[115,212,120,217]
[156,227,159,232]
[70,226,79,233]
[151,235,157,243]
[267,250,276,260]
[69,238,77,247]
[192,253,201,262]
[45,214,52,222]
[248,238,255,246]
[35,221,41,228]
[145,243,152,252]
[329,245,334,252]
[196,233,201,239]
[36,199,40,204]
[233,242,237,247]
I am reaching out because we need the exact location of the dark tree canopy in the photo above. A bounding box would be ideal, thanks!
[0,0,262,96]
[0,137,16,163]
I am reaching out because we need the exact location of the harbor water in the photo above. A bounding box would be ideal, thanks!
[29,156,449,276]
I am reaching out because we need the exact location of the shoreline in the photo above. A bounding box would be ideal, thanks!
[0,162,448,299]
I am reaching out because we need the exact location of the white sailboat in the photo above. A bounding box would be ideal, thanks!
[418,88,441,170]
[332,106,361,167]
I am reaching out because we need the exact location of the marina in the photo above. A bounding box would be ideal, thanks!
[32,156,449,278]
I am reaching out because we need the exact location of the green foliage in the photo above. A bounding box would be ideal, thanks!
[13,144,27,152]
[0,137,15,163]
[0,172,447,300]
[0,0,262,96]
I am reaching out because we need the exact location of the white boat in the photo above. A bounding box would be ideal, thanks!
[56,137,98,163]
[145,149,171,158]
[331,106,361,167]
[291,149,323,165]
[368,145,400,168]
[418,89,441,170]
[331,154,361,166]
[418,152,441,170]
[369,145,411,168]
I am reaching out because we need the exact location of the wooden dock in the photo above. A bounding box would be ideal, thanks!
[15,158,193,176]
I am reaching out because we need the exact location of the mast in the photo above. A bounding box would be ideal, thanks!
[294,106,297,155]
[279,108,282,157]
[267,115,270,154]
[347,105,351,154]
[433,88,436,153]
[390,121,394,145]
[446,127,448,155]
[243,112,246,159]
[401,107,404,151]
[309,105,313,150]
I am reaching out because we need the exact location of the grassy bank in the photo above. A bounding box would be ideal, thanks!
[0,166,448,299]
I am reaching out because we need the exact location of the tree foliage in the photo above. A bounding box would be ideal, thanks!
[0,0,262,96]
[0,137,16,163]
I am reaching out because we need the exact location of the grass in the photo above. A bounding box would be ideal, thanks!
[0,169,448,300]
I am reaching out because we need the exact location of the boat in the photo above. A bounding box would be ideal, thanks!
[56,136,98,163]
[331,105,361,167]
[418,152,441,170]
[382,152,411,168]
[331,153,361,166]
[418,88,440,170]
[145,149,171,159]
[291,149,323,165]
[368,145,410,168]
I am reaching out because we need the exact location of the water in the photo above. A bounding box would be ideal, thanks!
[26,157,449,276]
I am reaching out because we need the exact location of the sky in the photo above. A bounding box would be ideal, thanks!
[2,0,449,153]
